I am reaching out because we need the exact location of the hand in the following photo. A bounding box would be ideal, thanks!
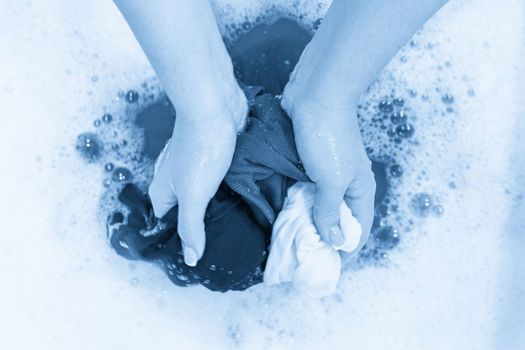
[281,96,376,252]
[148,90,247,266]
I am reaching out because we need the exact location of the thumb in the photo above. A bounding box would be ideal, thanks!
[313,183,345,247]
[176,198,208,267]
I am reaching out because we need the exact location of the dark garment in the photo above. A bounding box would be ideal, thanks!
[109,90,310,292]
[109,183,267,292]
[108,19,314,292]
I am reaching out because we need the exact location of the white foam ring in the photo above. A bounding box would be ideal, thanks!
[0,0,524,349]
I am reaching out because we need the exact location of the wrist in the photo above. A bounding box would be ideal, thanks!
[173,81,248,132]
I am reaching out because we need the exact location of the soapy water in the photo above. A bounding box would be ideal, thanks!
[2,0,524,349]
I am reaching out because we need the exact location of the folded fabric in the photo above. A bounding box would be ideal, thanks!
[264,182,362,297]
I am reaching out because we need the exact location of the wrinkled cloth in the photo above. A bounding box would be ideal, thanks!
[108,90,308,292]
[264,182,362,297]
[224,92,309,230]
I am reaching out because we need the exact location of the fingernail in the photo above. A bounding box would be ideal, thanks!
[184,247,198,267]
[329,225,345,247]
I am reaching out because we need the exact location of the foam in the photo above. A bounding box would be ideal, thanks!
[1,0,524,349]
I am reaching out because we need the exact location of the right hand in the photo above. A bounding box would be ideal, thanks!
[148,88,247,266]
[281,94,376,252]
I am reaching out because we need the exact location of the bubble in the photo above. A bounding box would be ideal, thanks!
[102,113,113,123]
[104,162,114,172]
[76,132,102,161]
[395,123,415,138]
[125,90,139,103]
[432,204,445,217]
[393,98,405,107]
[378,100,393,114]
[441,93,455,104]
[313,18,322,30]
[391,111,408,125]
[112,167,133,183]
[93,119,101,127]
[209,264,217,271]
[390,164,403,178]
[373,226,400,250]
[375,204,390,218]
[410,193,434,217]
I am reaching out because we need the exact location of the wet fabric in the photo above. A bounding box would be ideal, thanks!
[108,90,310,292]
[264,182,362,297]
[108,183,267,292]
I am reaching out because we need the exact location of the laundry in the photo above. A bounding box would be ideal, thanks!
[108,88,363,294]
[108,182,268,292]
[108,90,307,292]
[263,181,362,297]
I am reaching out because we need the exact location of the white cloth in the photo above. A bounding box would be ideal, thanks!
[263,182,362,297]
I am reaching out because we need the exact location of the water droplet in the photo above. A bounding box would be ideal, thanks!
[76,133,102,161]
[93,119,101,127]
[209,264,216,271]
[395,123,415,138]
[104,162,114,172]
[112,167,133,182]
[410,193,434,217]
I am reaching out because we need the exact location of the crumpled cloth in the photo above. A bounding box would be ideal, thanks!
[264,182,362,297]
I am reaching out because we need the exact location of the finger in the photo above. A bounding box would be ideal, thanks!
[344,170,376,246]
[313,183,346,246]
[148,175,178,218]
[177,198,208,267]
